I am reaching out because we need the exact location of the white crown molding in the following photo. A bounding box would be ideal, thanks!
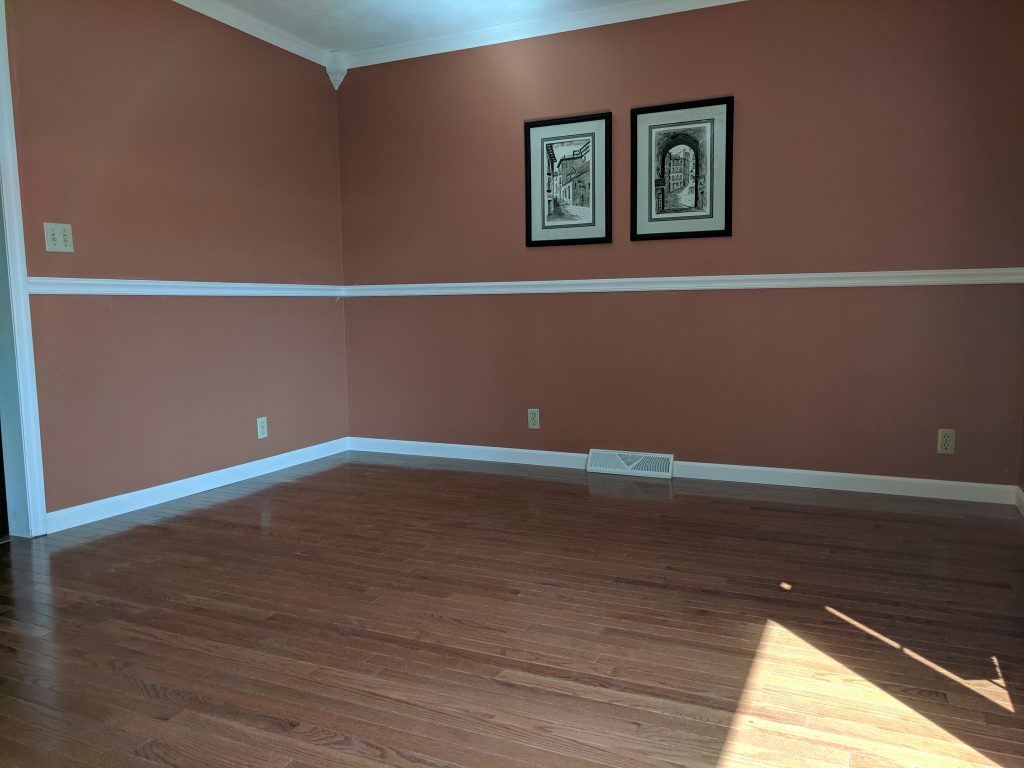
[26,268,1024,298]
[170,0,327,65]
[343,0,749,68]
[43,436,1018,535]
[46,437,352,534]
[326,50,348,90]
[0,0,47,538]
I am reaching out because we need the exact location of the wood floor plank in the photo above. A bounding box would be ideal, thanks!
[2,453,1022,767]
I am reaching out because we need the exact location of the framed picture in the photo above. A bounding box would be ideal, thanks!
[631,96,733,240]
[524,112,611,247]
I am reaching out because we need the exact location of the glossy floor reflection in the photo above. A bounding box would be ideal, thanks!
[2,453,1023,767]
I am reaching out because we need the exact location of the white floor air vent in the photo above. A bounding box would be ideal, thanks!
[586,449,674,479]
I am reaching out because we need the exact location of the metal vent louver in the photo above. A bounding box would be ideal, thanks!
[586,449,674,479]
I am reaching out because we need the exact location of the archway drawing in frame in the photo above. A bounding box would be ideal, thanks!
[631,96,733,240]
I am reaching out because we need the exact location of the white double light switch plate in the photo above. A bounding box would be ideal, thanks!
[43,222,74,252]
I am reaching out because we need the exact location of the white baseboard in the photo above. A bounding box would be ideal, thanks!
[348,438,1018,506]
[670,459,1017,505]
[44,436,1019,535]
[347,437,587,470]
[45,437,352,534]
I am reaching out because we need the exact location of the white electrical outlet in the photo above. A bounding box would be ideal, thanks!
[937,428,955,455]
[43,222,74,253]
[256,416,269,440]
[527,408,540,430]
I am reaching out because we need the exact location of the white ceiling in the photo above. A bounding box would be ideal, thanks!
[219,0,644,51]
[173,0,744,69]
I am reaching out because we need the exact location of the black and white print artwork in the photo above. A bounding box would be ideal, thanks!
[542,134,595,228]
[650,121,710,220]
[525,112,611,247]
[631,97,732,240]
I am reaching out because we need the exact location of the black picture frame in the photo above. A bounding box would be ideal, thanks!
[631,96,733,241]
[524,112,612,247]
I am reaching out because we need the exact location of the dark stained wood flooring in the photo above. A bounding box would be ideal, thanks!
[2,452,1024,767]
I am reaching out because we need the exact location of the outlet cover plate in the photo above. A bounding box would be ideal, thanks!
[257,416,269,440]
[43,222,74,253]
[937,428,955,455]
[527,408,540,430]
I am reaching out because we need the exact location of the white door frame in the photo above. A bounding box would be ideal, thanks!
[0,0,47,538]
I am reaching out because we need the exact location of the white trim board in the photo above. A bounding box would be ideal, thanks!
[671,459,1016,505]
[45,438,352,534]
[1016,486,1024,517]
[26,268,1024,298]
[348,438,1018,506]
[44,436,1019,535]
[348,438,588,470]
[0,0,47,538]
[341,268,1024,297]
[27,278,343,297]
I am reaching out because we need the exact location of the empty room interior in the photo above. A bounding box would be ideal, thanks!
[2,0,1024,766]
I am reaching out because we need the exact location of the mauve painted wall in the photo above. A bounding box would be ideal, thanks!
[8,0,348,510]
[32,296,348,511]
[11,0,342,284]
[338,0,1024,285]
[345,289,1024,485]
[339,0,1024,484]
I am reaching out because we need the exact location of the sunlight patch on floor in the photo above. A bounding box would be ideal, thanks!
[715,619,1001,768]
[826,606,1014,713]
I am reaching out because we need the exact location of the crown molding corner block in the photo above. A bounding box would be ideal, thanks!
[326,50,348,90]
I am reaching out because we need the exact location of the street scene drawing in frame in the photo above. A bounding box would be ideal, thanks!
[631,96,732,240]
[525,112,612,247]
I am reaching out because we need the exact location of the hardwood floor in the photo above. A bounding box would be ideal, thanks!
[2,452,1023,767]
